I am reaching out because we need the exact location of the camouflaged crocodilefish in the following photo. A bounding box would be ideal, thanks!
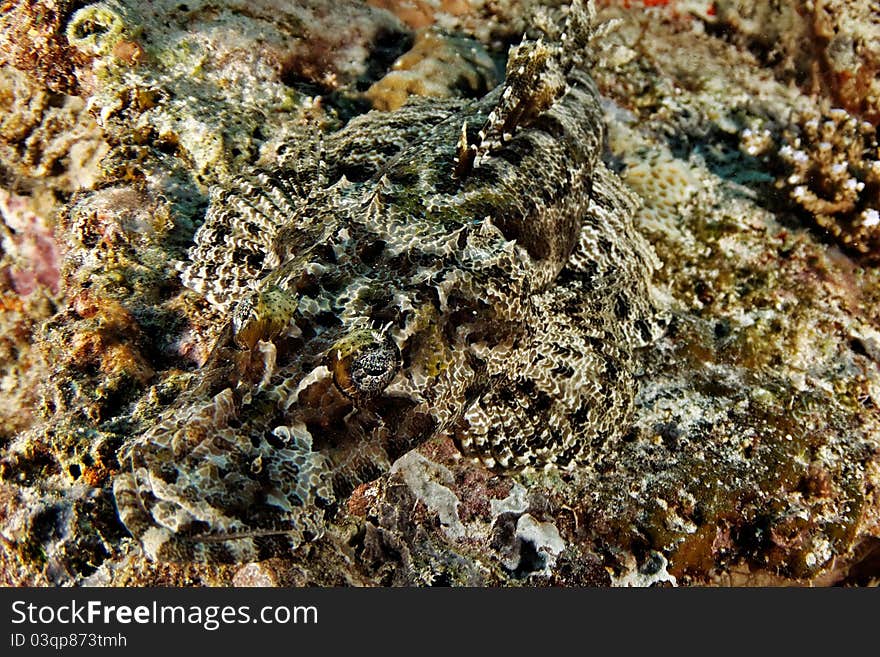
[113,0,663,562]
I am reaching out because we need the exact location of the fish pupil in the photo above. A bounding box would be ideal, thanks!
[358,351,389,376]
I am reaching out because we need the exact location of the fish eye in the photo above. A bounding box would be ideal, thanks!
[329,329,400,399]
[231,285,298,349]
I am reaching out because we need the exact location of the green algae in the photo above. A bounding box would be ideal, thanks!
[66,2,131,57]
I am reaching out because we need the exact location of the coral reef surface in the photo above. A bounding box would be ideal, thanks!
[0,0,878,586]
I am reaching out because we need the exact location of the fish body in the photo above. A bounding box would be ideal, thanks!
[113,0,662,561]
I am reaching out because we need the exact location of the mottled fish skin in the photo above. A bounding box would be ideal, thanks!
[113,0,663,562]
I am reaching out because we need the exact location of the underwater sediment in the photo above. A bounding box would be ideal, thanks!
[0,0,878,586]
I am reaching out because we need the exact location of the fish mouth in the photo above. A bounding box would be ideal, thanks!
[282,360,439,496]
[197,324,434,501]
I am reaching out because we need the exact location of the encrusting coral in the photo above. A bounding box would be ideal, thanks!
[711,0,880,125]
[775,106,880,260]
[366,28,498,110]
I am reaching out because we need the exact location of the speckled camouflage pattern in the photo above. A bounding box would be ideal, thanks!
[112,0,663,562]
